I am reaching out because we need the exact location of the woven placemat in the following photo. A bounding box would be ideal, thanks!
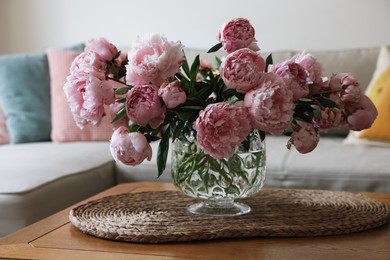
[69,189,390,243]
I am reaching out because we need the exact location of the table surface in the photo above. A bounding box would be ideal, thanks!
[0,182,389,260]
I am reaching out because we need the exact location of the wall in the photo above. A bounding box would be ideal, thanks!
[1,0,390,54]
[0,0,7,52]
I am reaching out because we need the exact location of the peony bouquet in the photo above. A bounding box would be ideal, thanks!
[64,18,377,177]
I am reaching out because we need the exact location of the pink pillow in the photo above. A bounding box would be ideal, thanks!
[0,105,10,144]
[47,49,113,142]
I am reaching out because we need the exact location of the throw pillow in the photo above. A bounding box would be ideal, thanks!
[358,69,390,141]
[0,44,86,144]
[344,45,390,146]
[0,104,9,144]
[47,49,113,142]
[0,52,51,143]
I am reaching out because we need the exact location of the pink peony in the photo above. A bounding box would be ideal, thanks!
[199,59,214,72]
[63,51,115,128]
[220,48,266,93]
[312,107,343,129]
[341,76,361,105]
[347,95,378,131]
[268,60,309,100]
[308,79,330,96]
[125,84,166,128]
[125,34,184,86]
[244,73,294,135]
[292,52,323,84]
[158,80,187,109]
[110,127,152,166]
[323,72,358,86]
[217,18,259,53]
[329,73,361,105]
[193,101,252,159]
[85,37,118,61]
[287,124,319,154]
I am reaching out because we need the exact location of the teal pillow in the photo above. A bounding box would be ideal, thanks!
[0,53,51,143]
[0,43,85,144]
[65,43,85,51]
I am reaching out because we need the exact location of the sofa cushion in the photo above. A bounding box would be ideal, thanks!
[0,142,115,193]
[0,52,51,144]
[267,136,390,193]
[0,141,116,236]
[47,49,114,142]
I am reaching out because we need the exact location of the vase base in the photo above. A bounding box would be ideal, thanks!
[187,201,251,216]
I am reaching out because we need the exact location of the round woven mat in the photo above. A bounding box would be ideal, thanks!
[69,189,390,243]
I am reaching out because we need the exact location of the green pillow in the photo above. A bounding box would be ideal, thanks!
[0,43,85,144]
[0,53,51,143]
[65,43,85,52]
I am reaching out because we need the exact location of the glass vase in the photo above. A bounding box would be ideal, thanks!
[171,130,266,216]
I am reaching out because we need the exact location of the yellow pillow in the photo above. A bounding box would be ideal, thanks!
[359,73,390,141]
[344,45,390,146]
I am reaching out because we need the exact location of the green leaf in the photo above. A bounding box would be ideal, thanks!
[157,127,170,177]
[313,108,322,119]
[109,63,118,78]
[115,97,126,103]
[175,110,195,121]
[195,83,213,98]
[316,96,338,108]
[202,170,210,193]
[259,131,266,141]
[178,105,204,110]
[172,121,185,141]
[113,50,121,60]
[129,124,140,132]
[299,98,314,103]
[225,185,240,196]
[115,86,131,95]
[189,55,200,90]
[175,72,190,83]
[179,80,190,94]
[111,107,126,123]
[207,42,223,53]
[265,53,273,72]
[294,102,315,114]
[190,55,200,75]
[215,56,222,70]
[294,112,313,123]
[144,134,161,142]
[182,58,191,78]
[241,137,250,151]
[227,95,239,104]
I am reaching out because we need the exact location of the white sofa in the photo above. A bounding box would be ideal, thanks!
[1,46,389,237]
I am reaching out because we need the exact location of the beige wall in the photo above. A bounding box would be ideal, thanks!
[1,0,390,54]
[0,0,7,53]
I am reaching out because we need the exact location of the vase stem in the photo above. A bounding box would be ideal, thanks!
[187,197,251,216]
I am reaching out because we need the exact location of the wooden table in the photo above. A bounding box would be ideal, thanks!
[0,182,389,260]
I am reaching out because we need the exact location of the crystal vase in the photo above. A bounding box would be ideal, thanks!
[171,130,266,216]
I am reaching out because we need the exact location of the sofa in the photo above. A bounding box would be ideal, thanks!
[0,45,389,237]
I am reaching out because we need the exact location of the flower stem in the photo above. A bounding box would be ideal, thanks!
[106,76,128,86]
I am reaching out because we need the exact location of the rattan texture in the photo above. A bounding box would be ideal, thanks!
[69,189,390,243]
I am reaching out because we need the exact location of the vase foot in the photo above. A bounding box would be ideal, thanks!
[187,198,251,216]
